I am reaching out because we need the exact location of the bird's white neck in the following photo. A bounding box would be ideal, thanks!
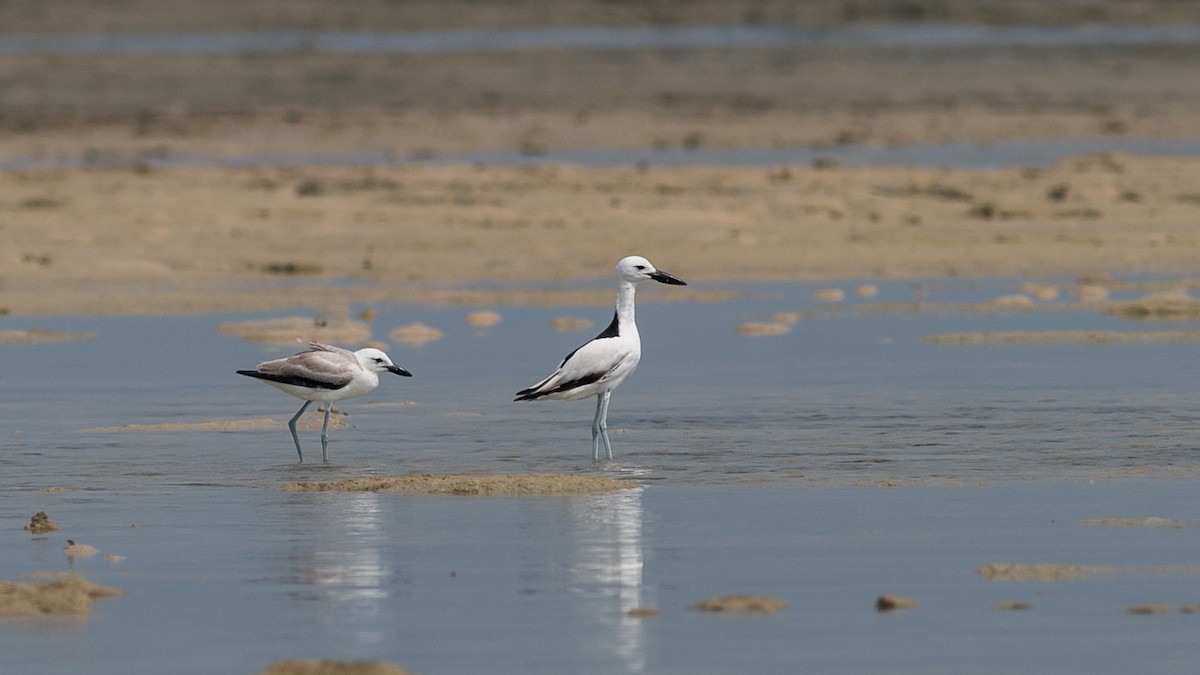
[616,278,638,334]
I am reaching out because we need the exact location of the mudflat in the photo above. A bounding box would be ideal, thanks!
[4,0,1200,315]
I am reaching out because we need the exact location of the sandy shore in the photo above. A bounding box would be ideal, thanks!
[5,155,1200,315]
[3,0,1200,315]
[282,474,633,496]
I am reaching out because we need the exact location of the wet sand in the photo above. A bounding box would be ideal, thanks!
[283,473,634,496]
[6,156,1200,315]
[921,330,1200,345]
[259,661,413,675]
[4,1,1200,315]
[23,512,59,533]
[689,594,789,614]
[977,562,1200,582]
[0,575,123,618]
[0,329,95,343]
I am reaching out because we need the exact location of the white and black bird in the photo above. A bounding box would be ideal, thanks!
[515,255,686,460]
[237,340,412,463]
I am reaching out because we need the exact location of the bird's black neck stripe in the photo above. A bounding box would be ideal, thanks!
[555,311,621,368]
[595,311,620,340]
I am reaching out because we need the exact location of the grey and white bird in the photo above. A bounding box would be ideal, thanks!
[237,340,412,463]
[515,255,686,460]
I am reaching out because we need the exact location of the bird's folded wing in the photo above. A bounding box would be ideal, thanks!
[522,339,631,397]
[259,351,355,389]
[302,340,355,358]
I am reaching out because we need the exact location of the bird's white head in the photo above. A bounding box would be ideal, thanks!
[355,348,413,377]
[615,255,687,286]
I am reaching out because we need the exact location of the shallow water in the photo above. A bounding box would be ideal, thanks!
[5,278,1196,487]
[4,279,1200,672]
[5,23,1200,56]
[6,481,1200,675]
[8,138,1200,174]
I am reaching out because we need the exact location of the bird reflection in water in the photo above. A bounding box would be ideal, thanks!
[282,493,394,646]
[566,486,649,673]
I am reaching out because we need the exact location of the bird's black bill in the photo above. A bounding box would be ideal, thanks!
[388,365,414,377]
[650,270,687,285]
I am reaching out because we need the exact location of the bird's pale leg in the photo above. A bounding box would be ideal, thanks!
[591,394,604,461]
[320,405,332,464]
[288,401,311,463]
[599,391,613,460]
[591,391,613,461]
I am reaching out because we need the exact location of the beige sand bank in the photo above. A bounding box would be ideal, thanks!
[259,660,413,675]
[977,562,1200,582]
[0,575,123,618]
[4,155,1200,316]
[3,1,1200,316]
[283,473,633,496]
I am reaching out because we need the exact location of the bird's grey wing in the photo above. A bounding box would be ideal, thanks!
[258,350,355,389]
[301,340,356,359]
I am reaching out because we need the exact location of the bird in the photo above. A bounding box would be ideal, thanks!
[515,255,686,460]
[237,340,412,463]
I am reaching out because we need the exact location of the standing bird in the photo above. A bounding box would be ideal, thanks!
[237,340,412,463]
[515,256,687,460]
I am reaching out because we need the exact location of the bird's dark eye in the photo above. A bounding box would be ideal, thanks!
[635,265,646,270]
[373,357,385,364]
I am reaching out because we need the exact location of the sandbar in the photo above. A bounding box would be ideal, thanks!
[4,1,1200,315]
[283,473,633,496]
